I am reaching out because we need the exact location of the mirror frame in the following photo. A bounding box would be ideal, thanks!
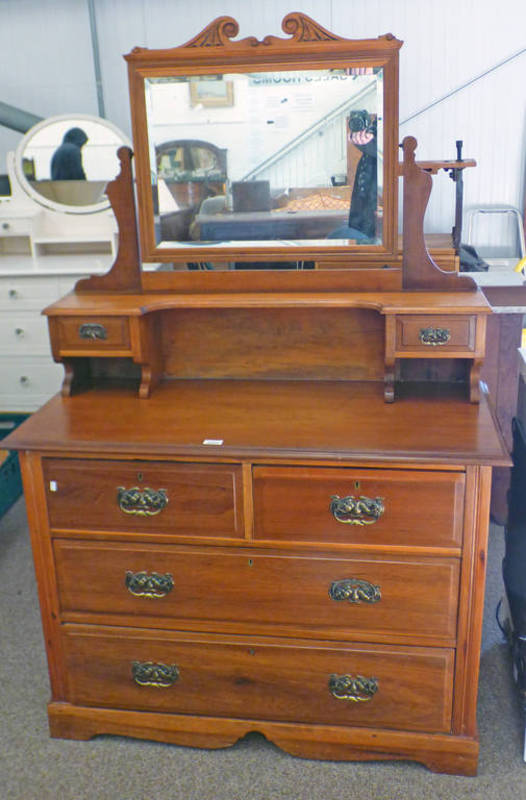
[126,14,402,270]
[14,113,131,215]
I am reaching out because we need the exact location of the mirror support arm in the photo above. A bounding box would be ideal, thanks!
[75,147,142,294]
[401,136,475,291]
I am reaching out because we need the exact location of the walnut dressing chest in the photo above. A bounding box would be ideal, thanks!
[4,14,510,776]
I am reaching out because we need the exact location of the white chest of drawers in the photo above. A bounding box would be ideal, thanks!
[0,257,110,411]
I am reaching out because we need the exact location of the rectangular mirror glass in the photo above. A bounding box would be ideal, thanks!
[146,68,383,263]
[126,16,401,270]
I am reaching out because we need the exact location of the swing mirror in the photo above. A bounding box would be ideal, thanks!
[126,14,402,271]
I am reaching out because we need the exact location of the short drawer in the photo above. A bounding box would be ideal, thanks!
[395,315,476,353]
[43,459,244,538]
[62,626,454,733]
[51,316,131,353]
[253,466,464,548]
[53,541,460,642]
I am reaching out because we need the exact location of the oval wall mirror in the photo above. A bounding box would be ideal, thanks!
[14,114,130,215]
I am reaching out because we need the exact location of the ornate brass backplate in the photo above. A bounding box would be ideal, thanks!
[117,487,168,516]
[329,578,381,604]
[418,327,451,346]
[125,570,174,598]
[329,495,385,525]
[131,661,179,688]
[329,673,378,702]
[78,322,108,341]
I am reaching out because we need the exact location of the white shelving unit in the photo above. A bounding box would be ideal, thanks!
[0,254,112,411]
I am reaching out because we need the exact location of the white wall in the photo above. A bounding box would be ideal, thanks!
[1,0,525,245]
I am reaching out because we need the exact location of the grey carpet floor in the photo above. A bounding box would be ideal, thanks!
[1,497,525,800]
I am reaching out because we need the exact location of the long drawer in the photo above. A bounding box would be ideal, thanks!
[53,540,460,641]
[62,625,454,733]
[43,459,244,538]
[253,466,465,548]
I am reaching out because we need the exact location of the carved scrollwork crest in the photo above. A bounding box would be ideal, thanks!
[183,13,341,49]
[281,13,339,42]
[184,16,241,48]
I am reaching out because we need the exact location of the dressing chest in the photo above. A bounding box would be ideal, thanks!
[5,14,509,775]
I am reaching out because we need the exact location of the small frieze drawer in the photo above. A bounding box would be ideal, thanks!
[52,316,131,353]
[43,459,244,538]
[62,625,454,733]
[53,540,460,641]
[253,466,465,548]
[395,315,476,352]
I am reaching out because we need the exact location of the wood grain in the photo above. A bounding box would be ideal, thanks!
[43,459,244,538]
[47,703,479,774]
[161,307,384,381]
[253,466,465,548]
[53,540,460,645]
[61,625,454,733]
[4,380,510,467]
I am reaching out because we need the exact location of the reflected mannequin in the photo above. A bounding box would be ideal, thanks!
[347,109,378,238]
[327,109,378,243]
[51,128,88,180]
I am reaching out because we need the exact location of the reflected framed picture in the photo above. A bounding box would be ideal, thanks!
[189,79,234,108]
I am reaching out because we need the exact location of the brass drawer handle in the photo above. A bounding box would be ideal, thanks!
[418,327,451,346]
[131,661,179,688]
[329,673,378,702]
[117,487,168,517]
[329,578,381,604]
[125,570,174,598]
[78,322,108,341]
[329,495,384,526]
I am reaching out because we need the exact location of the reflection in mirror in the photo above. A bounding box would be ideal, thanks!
[14,114,129,213]
[145,68,383,259]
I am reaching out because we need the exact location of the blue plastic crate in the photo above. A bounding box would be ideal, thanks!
[0,413,28,518]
